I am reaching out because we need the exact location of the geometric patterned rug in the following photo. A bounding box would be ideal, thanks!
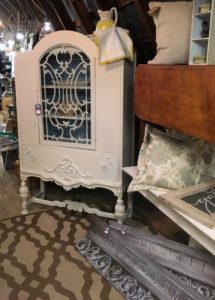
[0,209,123,300]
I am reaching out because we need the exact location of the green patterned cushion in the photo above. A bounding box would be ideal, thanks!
[199,141,215,180]
[128,124,205,192]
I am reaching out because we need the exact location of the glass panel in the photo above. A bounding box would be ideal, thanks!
[40,44,91,145]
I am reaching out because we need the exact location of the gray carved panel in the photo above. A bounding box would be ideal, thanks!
[76,217,215,300]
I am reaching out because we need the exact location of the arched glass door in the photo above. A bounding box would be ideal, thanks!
[40,44,94,148]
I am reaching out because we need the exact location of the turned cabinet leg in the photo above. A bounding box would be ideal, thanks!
[115,189,126,223]
[20,178,30,214]
[127,192,133,218]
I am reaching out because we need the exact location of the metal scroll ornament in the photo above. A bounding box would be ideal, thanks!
[76,238,156,300]
[40,44,92,146]
[76,217,215,300]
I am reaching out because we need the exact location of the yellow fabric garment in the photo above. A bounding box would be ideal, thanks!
[96,27,133,64]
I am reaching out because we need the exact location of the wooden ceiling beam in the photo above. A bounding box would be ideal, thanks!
[11,0,29,20]
[0,2,13,27]
[93,0,113,10]
[23,0,44,23]
[49,0,76,31]
[3,0,19,15]
[32,0,46,16]
[0,1,14,17]
[35,0,64,30]
[72,0,95,34]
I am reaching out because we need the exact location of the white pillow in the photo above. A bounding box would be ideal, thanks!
[148,1,193,64]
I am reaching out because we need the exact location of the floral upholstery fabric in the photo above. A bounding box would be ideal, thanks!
[199,141,215,180]
[128,124,205,192]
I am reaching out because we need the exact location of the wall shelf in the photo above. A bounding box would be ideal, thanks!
[189,0,215,65]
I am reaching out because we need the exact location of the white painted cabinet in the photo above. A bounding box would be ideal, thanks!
[15,30,134,220]
[189,0,215,64]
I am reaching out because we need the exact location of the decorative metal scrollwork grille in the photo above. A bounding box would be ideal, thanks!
[40,44,92,146]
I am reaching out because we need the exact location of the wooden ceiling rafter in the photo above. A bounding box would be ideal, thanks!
[3,0,19,15]
[12,0,29,20]
[0,2,14,18]
[0,2,15,28]
[24,0,44,23]
[8,0,33,23]
[0,11,8,24]
[49,0,76,31]
[93,0,113,10]
[32,0,46,16]
[34,0,65,30]
[71,0,95,34]
[0,0,44,31]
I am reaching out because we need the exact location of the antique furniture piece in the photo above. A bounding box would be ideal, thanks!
[15,30,134,220]
[189,0,215,64]
[124,64,215,255]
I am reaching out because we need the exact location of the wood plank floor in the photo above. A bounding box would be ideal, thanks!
[0,158,22,219]
[0,158,47,219]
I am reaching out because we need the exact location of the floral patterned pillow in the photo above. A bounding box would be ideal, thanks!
[128,124,205,192]
[199,141,215,180]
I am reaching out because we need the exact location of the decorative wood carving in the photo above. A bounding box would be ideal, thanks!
[72,0,95,33]
[44,156,93,181]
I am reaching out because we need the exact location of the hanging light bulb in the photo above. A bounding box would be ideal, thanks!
[0,34,6,51]
[16,12,24,41]
[16,30,24,41]
[39,18,54,39]
[7,40,14,48]
[44,20,52,32]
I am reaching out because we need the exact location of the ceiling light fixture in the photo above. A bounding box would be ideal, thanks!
[16,30,24,41]
[39,18,54,39]
[0,36,6,51]
[15,12,24,41]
